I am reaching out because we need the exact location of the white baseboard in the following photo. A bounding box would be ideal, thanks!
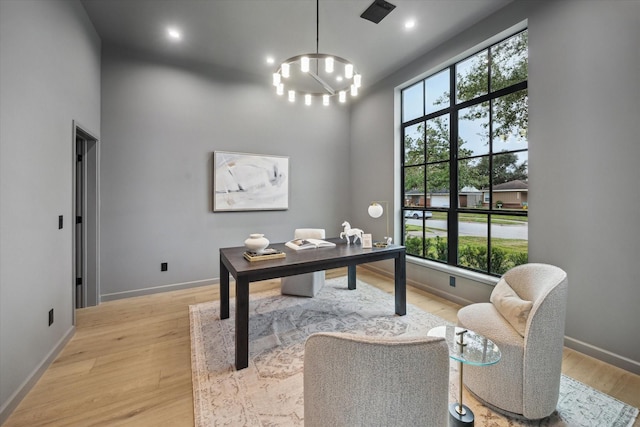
[100,278,218,302]
[361,264,474,307]
[100,279,220,302]
[0,326,75,425]
[564,336,640,376]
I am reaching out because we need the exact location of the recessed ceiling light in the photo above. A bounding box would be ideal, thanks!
[266,56,275,65]
[167,27,181,41]
[404,20,416,30]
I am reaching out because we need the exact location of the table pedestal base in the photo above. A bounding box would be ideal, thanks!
[449,402,474,426]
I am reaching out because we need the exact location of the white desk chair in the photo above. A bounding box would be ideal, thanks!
[281,228,326,297]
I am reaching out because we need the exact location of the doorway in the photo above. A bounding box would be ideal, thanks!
[73,122,100,312]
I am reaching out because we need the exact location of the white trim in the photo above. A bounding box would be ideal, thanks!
[100,278,217,301]
[564,336,640,376]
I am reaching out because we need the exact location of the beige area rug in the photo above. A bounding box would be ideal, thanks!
[190,277,639,427]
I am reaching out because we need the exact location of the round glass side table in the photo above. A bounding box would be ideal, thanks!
[427,325,501,426]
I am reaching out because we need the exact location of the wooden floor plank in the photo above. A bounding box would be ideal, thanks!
[4,267,639,426]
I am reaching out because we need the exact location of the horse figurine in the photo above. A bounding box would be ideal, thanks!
[340,221,364,245]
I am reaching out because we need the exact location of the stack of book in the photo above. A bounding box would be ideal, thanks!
[243,248,286,262]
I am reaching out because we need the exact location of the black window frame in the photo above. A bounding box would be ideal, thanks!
[400,29,528,276]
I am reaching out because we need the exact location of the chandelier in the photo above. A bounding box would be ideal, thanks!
[272,0,361,106]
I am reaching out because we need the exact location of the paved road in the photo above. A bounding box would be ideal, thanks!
[405,219,528,240]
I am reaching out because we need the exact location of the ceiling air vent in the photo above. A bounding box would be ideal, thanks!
[360,0,396,24]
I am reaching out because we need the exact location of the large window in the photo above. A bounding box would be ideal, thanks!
[401,30,528,276]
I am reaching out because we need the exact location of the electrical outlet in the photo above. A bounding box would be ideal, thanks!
[48,309,54,326]
[449,276,456,287]
[161,262,168,272]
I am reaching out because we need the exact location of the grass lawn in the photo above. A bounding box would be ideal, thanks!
[405,223,528,257]
[424,211,527,224]
[460,235,528,252]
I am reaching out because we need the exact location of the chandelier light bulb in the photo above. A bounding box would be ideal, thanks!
[301,56,310,73]
[272,72,281,87]
[323,94,330,106]
[345,63,354,79]
[288,90,295,102]
[281,63,290,78]
[354,74,362,88]
[305,94,312,106]
[339,91,346,103]
[325,57,334,73]
[276,83,284,96]
[351,84,358,97]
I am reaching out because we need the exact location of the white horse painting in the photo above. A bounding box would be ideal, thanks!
[340,221,364,245]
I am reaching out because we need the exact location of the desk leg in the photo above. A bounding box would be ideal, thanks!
[235,276,249,370]
[220,259,230,320]
[395,251,406,316]
[347,265,356,290]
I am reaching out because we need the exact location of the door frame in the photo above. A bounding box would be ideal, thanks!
[72,121,100,319]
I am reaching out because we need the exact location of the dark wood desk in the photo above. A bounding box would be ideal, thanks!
[219,238,406,369]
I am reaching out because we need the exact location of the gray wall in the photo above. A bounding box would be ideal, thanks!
[0,0,101,420]
[99,46,351,298]
[350,0,640,373]
[1,1,638,421]
[527,0,639,371]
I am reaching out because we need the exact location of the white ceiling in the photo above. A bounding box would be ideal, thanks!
[81,0,513,87]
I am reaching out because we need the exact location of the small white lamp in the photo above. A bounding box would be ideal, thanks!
[368,201,391,247]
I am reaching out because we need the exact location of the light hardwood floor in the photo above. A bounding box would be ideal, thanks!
[4,267,639,426]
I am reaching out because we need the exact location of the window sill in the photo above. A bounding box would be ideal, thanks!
[406,256,499,287]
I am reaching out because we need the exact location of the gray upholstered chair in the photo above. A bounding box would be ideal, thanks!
[281,228,326,297]
[456,263,568,420]
[304,332,450,427]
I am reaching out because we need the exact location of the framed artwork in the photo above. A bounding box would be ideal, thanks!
[362,234,372,249]
[214,151,289,212]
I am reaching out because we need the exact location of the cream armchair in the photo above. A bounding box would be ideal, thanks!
[304,332,450,427]
[456,263,568,420]
[281,228,326,297]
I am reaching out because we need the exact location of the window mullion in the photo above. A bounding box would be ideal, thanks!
[448,65,458,265]
[423,121,428,257]
[487,100,494,273]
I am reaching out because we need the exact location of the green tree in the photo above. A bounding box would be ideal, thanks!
[455,31,528,190]
[404,116,481,193]
[403,128,424,192]
[458,31,528,139]
[475,152,528,185]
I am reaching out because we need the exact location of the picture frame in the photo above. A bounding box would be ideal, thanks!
[362,233,372,248]
[213,151,289,212]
